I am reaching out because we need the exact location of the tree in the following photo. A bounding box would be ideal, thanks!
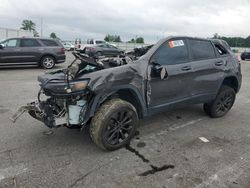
[21,20,39,37]
[212,34,250,47]
[104,34,122,42]
[136,37,144,43]
[33,30,40,37]
[50,32,58,39]
[20,20,36,32]
[213,33,220,39]
[128,38,135,43]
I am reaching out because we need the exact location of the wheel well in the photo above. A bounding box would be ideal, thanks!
[109,89,143,119]
[222,77,238,92]
[40,54,56,64]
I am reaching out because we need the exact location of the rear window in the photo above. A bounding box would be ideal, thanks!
[40,39,59,46]
[189,39,216,60]
[20,39,41,47]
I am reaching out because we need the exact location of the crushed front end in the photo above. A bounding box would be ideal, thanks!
[10,52,101,129]
[10,74,91,128]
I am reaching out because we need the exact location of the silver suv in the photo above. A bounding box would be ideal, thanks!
[0,37,65,69]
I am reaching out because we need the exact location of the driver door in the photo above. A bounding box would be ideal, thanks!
[147,38,194,109]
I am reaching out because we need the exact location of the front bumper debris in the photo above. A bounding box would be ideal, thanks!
[9,101,43,123]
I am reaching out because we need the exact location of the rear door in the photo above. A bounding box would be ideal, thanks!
[19,38,42,63]
[148,38,194,108]
[0,38,21,64]
[187,39,225,98]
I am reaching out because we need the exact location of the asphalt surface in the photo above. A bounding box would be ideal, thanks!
[0,52,250,188]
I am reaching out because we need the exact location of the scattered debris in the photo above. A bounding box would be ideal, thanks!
[199,137,210,143]
[137,142,146,148]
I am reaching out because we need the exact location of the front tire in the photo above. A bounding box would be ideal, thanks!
[40,56,55,69]
[90,99,138,151]
[204,85,236,118]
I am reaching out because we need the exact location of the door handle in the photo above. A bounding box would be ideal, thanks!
[181,66,192,71]
[215,61,223,66]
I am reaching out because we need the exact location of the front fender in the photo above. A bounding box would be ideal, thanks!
[86,84,147,120]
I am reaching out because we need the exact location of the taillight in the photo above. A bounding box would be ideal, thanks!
[237,54,241,63]
[60,48,65,54]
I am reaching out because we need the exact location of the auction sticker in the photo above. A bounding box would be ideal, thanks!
[169,40,184,48]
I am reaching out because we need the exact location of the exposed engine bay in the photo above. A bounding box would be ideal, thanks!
[10,45,152,129]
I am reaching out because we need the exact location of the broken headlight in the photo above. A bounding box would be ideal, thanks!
[66,80,89,93]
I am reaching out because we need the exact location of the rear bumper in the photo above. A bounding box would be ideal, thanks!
[56,54,66,64]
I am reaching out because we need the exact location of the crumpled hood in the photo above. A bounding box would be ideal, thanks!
[77,60,148,94]
[38,72,66,85]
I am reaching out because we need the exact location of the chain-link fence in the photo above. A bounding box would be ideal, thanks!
[0,27,33,40]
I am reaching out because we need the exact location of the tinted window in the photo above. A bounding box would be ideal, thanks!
[20,39,41,47]
[40,39,59,46]
[152,39,189,65]
[189,39,215,60]
[2,39,18,47]
[213,43,228,55]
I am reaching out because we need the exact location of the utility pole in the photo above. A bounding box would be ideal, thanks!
[40,17,43,37]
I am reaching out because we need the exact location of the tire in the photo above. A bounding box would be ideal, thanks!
[241,57,245,60]
[203,85,236,118]
[90,99,138,151]
[40,56,55,69]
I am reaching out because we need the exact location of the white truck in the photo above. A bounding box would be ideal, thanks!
[77,39,109,52]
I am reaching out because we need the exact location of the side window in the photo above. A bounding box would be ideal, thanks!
[213,43,228,56]
[189,39,216,60]
[20,39,41,47]
[3,39,18,47]
[152,39,189,65]
[40,39,59,47]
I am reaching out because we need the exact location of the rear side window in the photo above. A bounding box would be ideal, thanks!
[189,39,216,60]
[214,43,228,55]
[40,39,59,46]
[152,39,189,65]
[20,39,41,47]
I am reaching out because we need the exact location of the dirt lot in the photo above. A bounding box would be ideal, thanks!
[0,52,250,188]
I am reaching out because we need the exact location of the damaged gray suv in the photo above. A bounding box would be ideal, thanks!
[11,36,242,151]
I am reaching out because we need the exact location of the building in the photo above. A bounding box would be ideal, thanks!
[0,27,33,40]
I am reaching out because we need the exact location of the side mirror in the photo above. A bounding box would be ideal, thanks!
[0,44,4,49]
[150,59,168,79]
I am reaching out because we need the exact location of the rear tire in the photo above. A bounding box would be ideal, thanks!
[204,85,236,118]
[40,56,55,69]
[90,99,138,151]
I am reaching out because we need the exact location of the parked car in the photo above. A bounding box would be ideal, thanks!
[62,41,75,51]
[240,49,250,60]
[77,39,116,52]
[0,37,65,69]
[85,44,124,57]
[11,36,241,151]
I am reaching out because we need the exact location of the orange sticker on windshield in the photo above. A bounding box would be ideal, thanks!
[169,40,184,48]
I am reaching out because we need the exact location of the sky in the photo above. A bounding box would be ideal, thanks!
[0,0,250,43]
